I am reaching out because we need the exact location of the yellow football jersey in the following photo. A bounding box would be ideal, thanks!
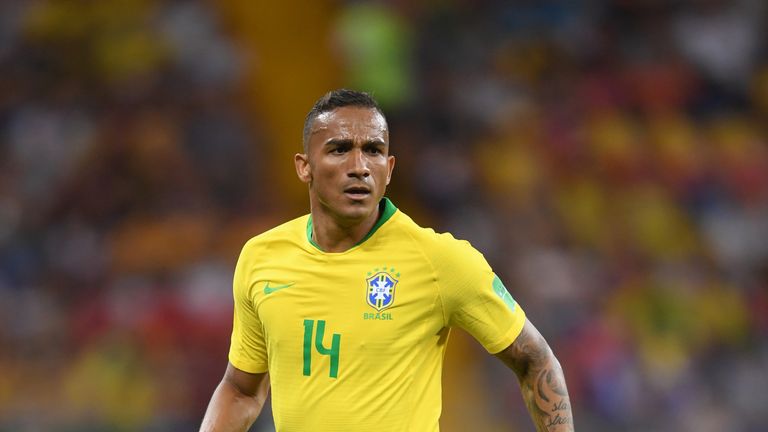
[229,198,526,431]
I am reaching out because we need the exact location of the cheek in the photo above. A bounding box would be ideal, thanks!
[375,162,392,183]
[315,163,339,180]
[310,162,343,188]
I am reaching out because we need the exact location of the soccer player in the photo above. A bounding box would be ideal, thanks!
[200,89,574,431]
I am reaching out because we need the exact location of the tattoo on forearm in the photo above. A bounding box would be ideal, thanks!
[498,322,574,432]
[535,368,571,429]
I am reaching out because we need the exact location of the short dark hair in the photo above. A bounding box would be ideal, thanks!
[302,89,386,151]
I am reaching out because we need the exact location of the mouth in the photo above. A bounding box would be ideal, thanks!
[343,185,371,200]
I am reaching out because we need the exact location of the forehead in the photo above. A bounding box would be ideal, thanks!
[309,106,388,145]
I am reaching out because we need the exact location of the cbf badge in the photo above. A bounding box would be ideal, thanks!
[365,268,399,312]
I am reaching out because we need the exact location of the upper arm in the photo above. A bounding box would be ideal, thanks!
[433,235,527,353]
[199,363,270,431]
[229,241,269,373]
[494,318,554,378]
[224,362,270,399]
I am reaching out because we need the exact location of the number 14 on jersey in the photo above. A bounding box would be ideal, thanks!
[303,319,341,378]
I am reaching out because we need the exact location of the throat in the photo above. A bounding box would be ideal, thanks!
[309,200,387,252]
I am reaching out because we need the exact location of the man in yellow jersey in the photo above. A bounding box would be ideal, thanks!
[200,89,574,431]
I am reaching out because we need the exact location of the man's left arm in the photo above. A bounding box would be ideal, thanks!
[495,318,574,432]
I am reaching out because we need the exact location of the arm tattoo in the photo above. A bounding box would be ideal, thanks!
[497,321,574,432]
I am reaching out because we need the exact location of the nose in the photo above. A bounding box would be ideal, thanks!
[347,149,370,178]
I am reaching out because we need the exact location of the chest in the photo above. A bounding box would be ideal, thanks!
[252,252,443,353]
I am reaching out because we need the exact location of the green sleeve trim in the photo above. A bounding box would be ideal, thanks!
[306,197,397,251]
[492,274,518,311]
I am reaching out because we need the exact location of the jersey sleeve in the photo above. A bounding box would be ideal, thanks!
[435,235,526,354]
[228,241,269,373]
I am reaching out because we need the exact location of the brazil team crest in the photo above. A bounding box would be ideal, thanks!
[365,268,399,312]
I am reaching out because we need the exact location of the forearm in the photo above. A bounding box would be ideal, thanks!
[518,352,573,432]
[496,320,574,431]
[200,375,269,432]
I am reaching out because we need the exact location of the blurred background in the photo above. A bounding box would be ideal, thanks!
[1,0,767,431]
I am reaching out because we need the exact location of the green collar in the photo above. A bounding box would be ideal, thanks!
[306,197,397,251]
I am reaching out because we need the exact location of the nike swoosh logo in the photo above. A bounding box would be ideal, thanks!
[264,282,296,295]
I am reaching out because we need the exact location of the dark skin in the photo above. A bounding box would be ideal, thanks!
[198,365,269,432]
[496,320,574,431]
[294,106,395,252]
[200,106,574,431]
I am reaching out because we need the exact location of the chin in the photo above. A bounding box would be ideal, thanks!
[341,202,375,219]
[316,194,379,223]
[336,198,378,220]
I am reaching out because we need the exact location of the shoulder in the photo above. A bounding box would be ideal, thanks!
[391,210,483,264]
[239,214,309,258]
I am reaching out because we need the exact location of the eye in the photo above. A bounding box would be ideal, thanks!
[330,146,347,155]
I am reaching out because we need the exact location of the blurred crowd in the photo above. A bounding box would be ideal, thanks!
[0,1,262,430]
[1,1,767,431]
[395,2,768,431]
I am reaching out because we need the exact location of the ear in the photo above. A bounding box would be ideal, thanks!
[385,155,396,185]
[295,153,312,184]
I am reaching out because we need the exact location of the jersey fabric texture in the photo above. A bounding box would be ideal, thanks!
[228,198,526,431]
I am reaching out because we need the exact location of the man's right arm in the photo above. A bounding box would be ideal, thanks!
[199,363,270,432]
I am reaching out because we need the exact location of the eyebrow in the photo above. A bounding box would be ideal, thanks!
[324,138,387,147]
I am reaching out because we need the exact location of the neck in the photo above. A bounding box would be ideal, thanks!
[310,202,381,253]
